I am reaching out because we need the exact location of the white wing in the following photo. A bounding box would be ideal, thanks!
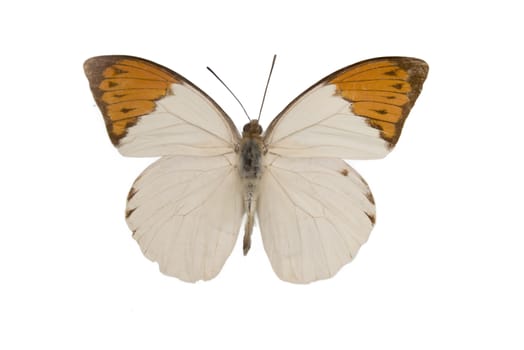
[257,155,375,283]
[256,57,427,282]
[84,55,240,157]
[126,154,243,282]
[264,57,428,159]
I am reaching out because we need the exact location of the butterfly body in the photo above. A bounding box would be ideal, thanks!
[84,55,428,283]
[239,120,265,254]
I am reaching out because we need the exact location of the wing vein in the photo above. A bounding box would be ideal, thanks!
[269,104,349,145]
[159,101,234,145]
[268,169,313,218]
[313,217,331,277]
[335,64,398,81]
[113,61,177,81]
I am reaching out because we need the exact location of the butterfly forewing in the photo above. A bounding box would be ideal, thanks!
[264,57,428,159]
[84,55,240,157]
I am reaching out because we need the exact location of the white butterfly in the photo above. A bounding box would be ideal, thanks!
[84,55,428,283]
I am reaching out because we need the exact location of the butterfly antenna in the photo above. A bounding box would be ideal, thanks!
[257,54,277,121]
[207,66,251,121]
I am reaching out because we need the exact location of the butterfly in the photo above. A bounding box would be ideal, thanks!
[84,55,428,283]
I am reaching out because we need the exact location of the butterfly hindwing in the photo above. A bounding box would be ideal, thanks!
[84,55,240,157]
[258,155,375,283]
[126,154,243,282]
[264,57,428,159]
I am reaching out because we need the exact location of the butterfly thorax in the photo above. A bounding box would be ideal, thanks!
[240,121,264,179]
[239,120,265,255]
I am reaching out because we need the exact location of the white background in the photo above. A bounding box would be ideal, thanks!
[1,0,523,349]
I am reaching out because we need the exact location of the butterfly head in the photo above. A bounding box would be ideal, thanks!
[242,120,263,137]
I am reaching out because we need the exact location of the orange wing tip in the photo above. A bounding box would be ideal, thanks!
[84,56,180,145]
[328,57,428,147]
